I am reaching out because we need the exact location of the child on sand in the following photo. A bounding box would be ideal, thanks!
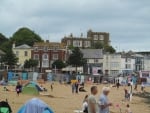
[16,82,22,96]
[116,79,120,89]
[125,104,132,113]
[51,83,54,92]
[141,83,145,92]
[82,95,88,113]
[124,88,130,101]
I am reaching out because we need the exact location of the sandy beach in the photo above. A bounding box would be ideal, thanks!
[0,83,150,113]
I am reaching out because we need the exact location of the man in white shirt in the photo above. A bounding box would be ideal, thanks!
[99,87,112,113]
[88,86,98,113]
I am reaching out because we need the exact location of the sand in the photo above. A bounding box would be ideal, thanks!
[0,83,150,113]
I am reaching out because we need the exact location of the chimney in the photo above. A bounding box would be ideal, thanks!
[46,40,49,43]
[70,33,73,37]
[81,33,83,37]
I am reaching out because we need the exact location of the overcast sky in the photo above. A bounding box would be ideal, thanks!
[0,0,150,51]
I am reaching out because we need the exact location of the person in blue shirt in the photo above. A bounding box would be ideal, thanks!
[98,87,113,113]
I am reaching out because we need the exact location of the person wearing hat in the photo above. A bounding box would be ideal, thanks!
[98,87,113,113]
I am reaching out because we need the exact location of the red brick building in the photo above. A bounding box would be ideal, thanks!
[31,41,67,72]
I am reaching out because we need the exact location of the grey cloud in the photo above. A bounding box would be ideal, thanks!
[0,0,150,51]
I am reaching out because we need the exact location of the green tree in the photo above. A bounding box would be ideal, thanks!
[104,45,116,54]
[2,50,18,69]
[68,45,75,50]
[24,60,30,69]
[0,41,12,52]
[52,60,66,69]
[67,47,86,73]
[24,59,38,71]
[0,33,10,52]
[92,41,116,54]
[10,27,43,46]
[92,41,104,49]
[0,33,8,45]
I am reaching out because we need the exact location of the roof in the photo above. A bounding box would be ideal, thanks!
[33,42,65,49]
[132,54,144,58]
[15,44,31,49]
[0,50,5,55]
[62,37,90,41]
[80,49,103,59]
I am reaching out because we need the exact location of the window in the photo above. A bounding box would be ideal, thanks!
[111,62,119,68]
[42,60,49,67]
[84,41,91,47]
[126,58,131,62]
[42,54,48,60]
[87,59,89,63]
[73,40,82,47]
[52,54,58,60]
[67,40,71,46]
[43,46,48,51]
[34,54,39,60]
[126,64,131,69]
[34,47,38,51]
[99,35,104,40]
[110,70,119,75]
[94,59,99,63]
[94,35,98,40]
[16,51,19,56]
[24,51,28,56]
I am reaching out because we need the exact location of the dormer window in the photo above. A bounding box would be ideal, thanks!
[43,46,48,52]
[34,47,38,51]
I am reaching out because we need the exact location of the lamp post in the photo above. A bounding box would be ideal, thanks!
[55,65,57,75]
[0,56,1,70]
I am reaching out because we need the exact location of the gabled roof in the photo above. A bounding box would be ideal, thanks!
[0,50,5,55]
[15,44,31,49]
[80,49,103,59]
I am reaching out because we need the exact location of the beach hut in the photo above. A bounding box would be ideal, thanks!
[22,72,28,80]
[17,98,54,113]
[22,81,43,95]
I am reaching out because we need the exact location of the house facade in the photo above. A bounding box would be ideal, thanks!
[61,30,110,48]
[80,49,103,75]
[103,53,121,76]
[133,54,144,71]
[31,41,67,72]
[143,56,150,71]
[61,34,91,48]
[121,54,135,75]
[12,43,32,67]
[87,29,110,46]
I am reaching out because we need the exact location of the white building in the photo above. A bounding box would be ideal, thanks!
[144,56,150,71]
[121,54,135,75]
[81,49,103,75]
[103,53,121,76]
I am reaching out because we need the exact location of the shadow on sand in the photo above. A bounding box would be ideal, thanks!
[134,91,150,107]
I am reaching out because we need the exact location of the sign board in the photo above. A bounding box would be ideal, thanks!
[92,67,101,76]
[140,71,150,86]
[45,70,52,73]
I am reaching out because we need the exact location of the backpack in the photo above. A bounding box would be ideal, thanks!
[0,101,12,113]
